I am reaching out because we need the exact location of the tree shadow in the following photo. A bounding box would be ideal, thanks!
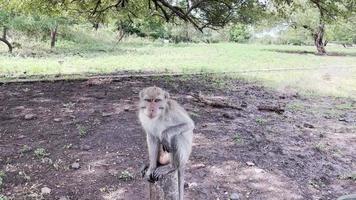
[265,49,356,57]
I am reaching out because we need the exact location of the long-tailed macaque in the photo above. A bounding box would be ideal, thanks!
[138,86,194,200]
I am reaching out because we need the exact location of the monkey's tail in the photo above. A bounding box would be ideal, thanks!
[178,168,184,200]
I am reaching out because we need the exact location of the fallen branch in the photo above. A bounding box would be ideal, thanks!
[191,92,242,110]
[257,105,284,114]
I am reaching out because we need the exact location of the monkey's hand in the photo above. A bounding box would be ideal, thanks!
[143,166,157,183]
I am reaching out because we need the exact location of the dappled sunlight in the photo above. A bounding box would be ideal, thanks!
[236,167,303,200]
[102,188,127,200]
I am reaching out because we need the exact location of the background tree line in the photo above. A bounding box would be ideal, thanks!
[0,0,355,54]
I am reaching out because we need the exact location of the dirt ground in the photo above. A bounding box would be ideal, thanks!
[0,75,355,200]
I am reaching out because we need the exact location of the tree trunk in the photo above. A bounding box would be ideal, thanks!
[93,23,99,30]
[149,171,178,200]
[314,24,326,55]
[0,27,12,53]
[50,26,58,48]
[3,26,7,40]
[117,29,125,42]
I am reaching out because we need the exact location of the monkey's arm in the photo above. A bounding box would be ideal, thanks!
[145,134,160,181]
[161,121,194,152]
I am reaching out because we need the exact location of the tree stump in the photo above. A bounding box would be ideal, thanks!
[149,171,178,200]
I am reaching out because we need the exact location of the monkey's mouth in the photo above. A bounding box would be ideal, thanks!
[148,114,156,119]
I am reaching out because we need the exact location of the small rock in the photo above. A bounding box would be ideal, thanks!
[27,193,39,198]
[201,124,208,128]
[71,162,80,169]
[241,101,247,108]
[41,187,51,195]
[230,192,240,200]
[246,161,255,166]
[188,182,198,188]
[17,135,26,139]
[235,113,243,118]
[254,168,265,173]
[41,157,53,165]
[324,115,332,119]
[192,163,206,169]
[222,113,235,119]
[124,106,130,111]
[53,118,62,122]
[24,114,36,120]
[102,112,114,117]
[59,196,69,200]
[80,145,91,151]
[303,123,315,129]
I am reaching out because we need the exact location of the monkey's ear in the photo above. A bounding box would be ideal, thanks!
[164,91,170,99]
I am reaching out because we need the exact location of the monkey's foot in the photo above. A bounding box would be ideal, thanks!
[152,165,176,181]
[140,165,158,183]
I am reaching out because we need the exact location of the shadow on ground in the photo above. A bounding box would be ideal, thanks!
[0,75,355,199]
[264,49,356,57]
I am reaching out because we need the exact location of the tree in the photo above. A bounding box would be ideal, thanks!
[0,10,13,53]
[272,0,356,54]
[229,24,251,42]
[328,16,356,46]
[2,0,75,48]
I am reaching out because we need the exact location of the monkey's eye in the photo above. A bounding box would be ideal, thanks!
[154,99,162,103]
[144,99,151,102]
[140,106,146,109]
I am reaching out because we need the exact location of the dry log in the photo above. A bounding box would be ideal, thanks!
[257,105,284,114]
[191,93,242,110]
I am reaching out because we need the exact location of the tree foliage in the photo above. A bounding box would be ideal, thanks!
[271,0,356,53]
[229,24,251,42]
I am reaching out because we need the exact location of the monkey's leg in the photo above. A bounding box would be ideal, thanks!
[145,135,160,182]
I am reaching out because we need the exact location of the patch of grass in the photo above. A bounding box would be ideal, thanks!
[309,178,326,189]
[335,102,355,110]
[233,133,243,144]
[286,102,305,111]
[34,148,50,159]
[77,124,88,138]
[63,143,73,149]
[118,170,134,181]
[0,171,5,188]
[255,118,267,125]
[0,194,8,200]
[314,143,327,152]
[19,145,32,155]
[339,172,356,181]
[1,42,356,99]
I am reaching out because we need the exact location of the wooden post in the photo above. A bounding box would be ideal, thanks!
[149,171,178,200]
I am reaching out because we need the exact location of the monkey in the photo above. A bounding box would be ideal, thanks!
[138,86,194,200]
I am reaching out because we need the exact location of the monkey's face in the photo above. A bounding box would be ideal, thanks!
[139,87,169,119]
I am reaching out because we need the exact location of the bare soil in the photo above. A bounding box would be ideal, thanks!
[0,75,355,200]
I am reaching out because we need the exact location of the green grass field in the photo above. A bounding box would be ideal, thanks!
[1,41,355,99]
